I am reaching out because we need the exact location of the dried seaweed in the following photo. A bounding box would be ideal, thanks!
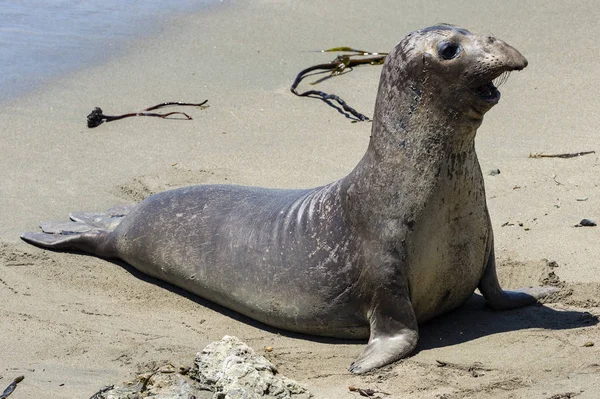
[348,385,390,397]
[436,359,493,377]
[87,101,208,128]
[291,47,387,122]
[88,385,114,399]
[0,376,24,399]
[529,151,595,159]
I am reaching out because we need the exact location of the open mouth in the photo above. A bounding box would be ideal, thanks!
[471,71,512,105]
[473,82,500,104]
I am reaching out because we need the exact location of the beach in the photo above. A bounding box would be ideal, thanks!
[1,1,599,397]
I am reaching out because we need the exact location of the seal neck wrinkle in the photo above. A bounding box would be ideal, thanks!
[365,77,479,178]
[345,123,479,222]
[341,51,482,223]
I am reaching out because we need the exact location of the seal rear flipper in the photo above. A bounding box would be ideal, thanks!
[21,227,116,258]
[21,210,120,258]
[39,220,96,234]
[69,204,133,231]
[21,230,97,248]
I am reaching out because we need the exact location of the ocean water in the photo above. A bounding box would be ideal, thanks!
[0,0,220,102]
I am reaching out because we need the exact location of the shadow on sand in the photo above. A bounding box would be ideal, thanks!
[108,258,598,353]
[417,293,598,351]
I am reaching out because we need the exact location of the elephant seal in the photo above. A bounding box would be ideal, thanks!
[22,24,558,374]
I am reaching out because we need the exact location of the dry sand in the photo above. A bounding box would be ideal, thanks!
[1,1,599,398]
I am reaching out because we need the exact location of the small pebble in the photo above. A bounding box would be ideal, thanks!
[575,219,597,227]
[583,341,594,347]
[488,169,501,176]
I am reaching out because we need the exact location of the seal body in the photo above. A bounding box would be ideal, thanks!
[22,25,558,374]
[113,183,370,338]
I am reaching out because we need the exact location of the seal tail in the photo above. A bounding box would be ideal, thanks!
[20,205,133,257]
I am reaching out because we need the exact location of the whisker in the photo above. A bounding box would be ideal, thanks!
[503,71,511,85]
[492,73,501,87]
[493,71,511,88]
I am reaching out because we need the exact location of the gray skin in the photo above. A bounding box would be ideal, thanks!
[22,25,558,374]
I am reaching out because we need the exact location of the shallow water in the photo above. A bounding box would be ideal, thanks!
[0,0,220,102]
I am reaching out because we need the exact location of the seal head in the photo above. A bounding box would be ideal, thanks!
[421,25,527,115]
[372,24,527,149]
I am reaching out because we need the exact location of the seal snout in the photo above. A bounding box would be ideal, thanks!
[506,52,528,72]
[514,56,528,70]
[496,39,528,72]
[469,40,528,106]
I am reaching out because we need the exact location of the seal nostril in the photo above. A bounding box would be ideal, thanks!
[487,36,496,44]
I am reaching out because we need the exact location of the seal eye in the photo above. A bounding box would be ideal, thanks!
[437,42,462,60]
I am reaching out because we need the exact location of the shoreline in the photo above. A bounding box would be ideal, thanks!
[0,0,226,104]
[1,1,599,398]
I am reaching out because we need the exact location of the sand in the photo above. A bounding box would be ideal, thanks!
[1,1,599,398]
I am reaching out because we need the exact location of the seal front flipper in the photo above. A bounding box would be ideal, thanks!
[349,287,418,374]
[478,246,559,310]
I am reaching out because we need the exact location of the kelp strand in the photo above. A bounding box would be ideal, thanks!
[87,101,208,128]
[291,48,387,122]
